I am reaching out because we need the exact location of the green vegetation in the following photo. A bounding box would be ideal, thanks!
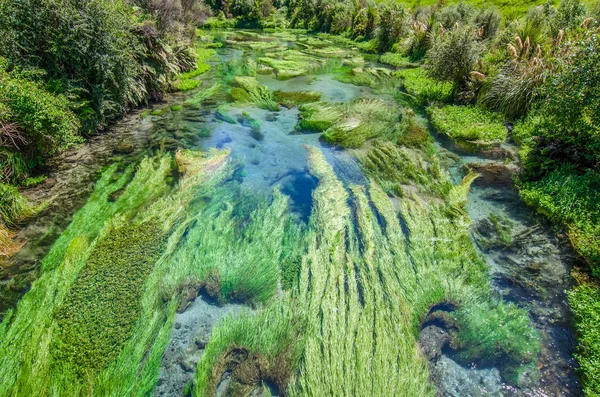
[298,99,403,147]
[519,167,600,275]
[273,91,322,108]
[53,221,165,377]
[3,0,600,393]
[184,83,222,108]
[0,184,33,228]
[192,146,539,396]
[216,105,237,124]
[0,183,33,259]
[428,105,507,145]
[238,111,263,139]
[230,76,280,111]
[379,52,416,68]
[0,59,81,183]
[396,68,455,105]
[172,48,216,92]
[569,272,600,396]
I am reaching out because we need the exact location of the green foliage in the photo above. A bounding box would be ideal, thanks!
[379,52,415,68]
[568,276,600,396]
[519,166,600,273]
[425,24,483,89]
[437,2,474,28]
[377,3,409,52]
[173,79,202,92]
[230,76,280,111]
[396,68,455,105]
[452,301,541,364]
[471,6,502,39]
[480,53,547,119]
[526,31,600,173]
[0,59,81,183]
[52,222,165,377]
[0,184,33,227]
[427,105,507,144]
[273,91,321,108]
[298,99,402,148]
[0,0,201,134]
[172,48,216,92]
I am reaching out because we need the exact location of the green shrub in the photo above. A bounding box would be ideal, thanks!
[396,68,455,105]
[568,275,600,396]
[425,24,483,89]
[377,3,409,52]
[0,59,81,183]
[427,105,507,144]
[525,31,600,173]
[471,6,501,40]
[437,2,474,29]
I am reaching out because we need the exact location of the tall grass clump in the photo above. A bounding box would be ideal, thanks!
[425,23,483,92]
[480,35,547,119]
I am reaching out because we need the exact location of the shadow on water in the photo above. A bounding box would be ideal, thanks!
[280,171,318,223]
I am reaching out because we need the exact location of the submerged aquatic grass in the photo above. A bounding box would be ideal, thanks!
[193,146,540,396]
[230,76,279,111]
[298,99,402,148]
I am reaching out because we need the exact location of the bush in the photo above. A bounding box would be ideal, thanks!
[425,24,483,90]
[480,37,547,119]
[437,2,474,29]
[377,3,409,53]
[0,0,199,134]
[0,59,81,183]
[471,6,501,40]
[427,105,507,144]
[568,275,600,396]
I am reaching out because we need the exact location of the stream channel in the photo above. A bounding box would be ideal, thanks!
[0,30,583,397]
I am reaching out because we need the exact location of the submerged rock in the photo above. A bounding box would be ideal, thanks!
[114,139,135,154]
[154,297,242,397]
[432,356,503,397]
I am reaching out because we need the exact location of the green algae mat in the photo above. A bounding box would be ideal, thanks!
[0,30,562,397]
